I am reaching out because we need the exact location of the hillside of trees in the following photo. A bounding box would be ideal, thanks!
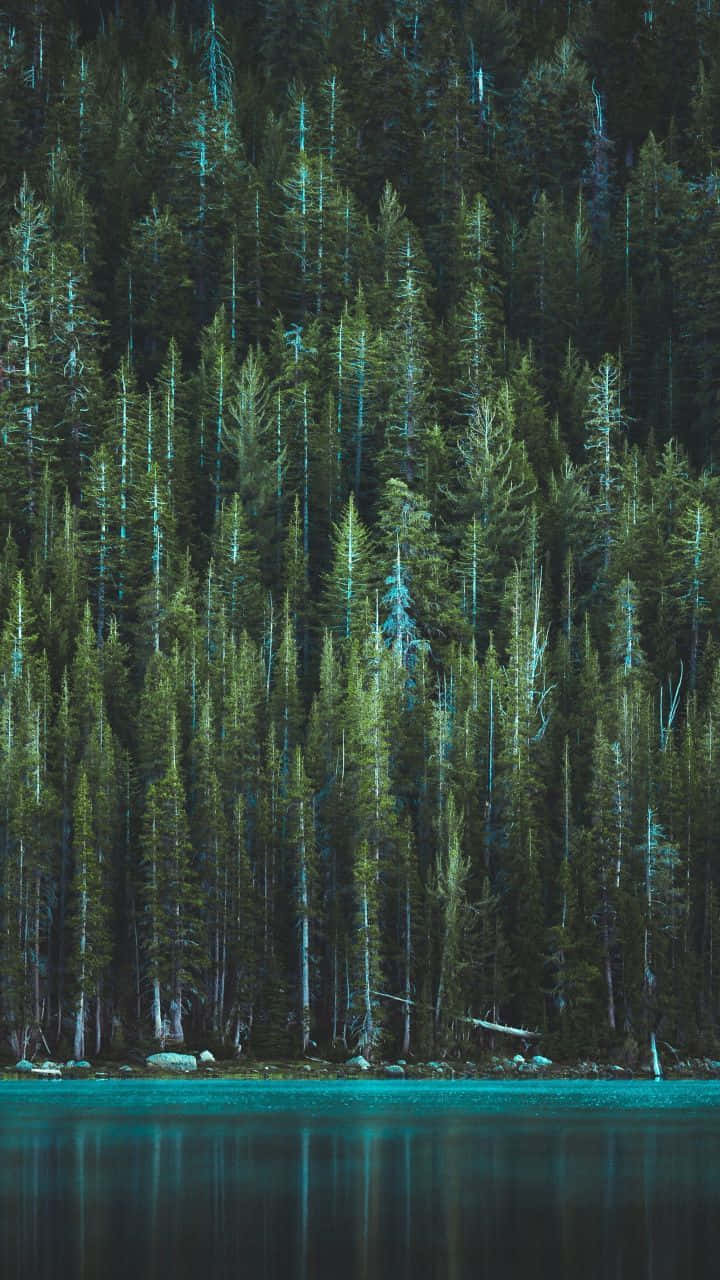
[4,0,720,1066]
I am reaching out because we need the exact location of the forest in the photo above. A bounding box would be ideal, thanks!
[2,0,720,1068]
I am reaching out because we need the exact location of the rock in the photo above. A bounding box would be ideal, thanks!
[705,1059,720,1071]
[40,1060,61,1071]
[532,1055,553,1068]
[198,1049,215,1064]
[384,1064,405,1077]
[426,1061,445,1071]
[512,1054,525,1065]
[119,1065,133,1074]
[396,1059,407,1066]
[609,1065,626,1073]
[15,1059,34,1072]
[303,1064,312,1071]
[66,1060,91,1069]
[146,1052,197,1073]
[346,1055,371,1070]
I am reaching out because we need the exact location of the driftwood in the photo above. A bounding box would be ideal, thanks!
[370,991,541,1041]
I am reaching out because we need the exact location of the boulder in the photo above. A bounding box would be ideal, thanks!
[66,1060,91,1069]
[512,1054,525,1065]
[15,1059,34,1072]
[198,1050,215,1064]
[384,1064,405,1077]
[119,1065,133,1074]
[346,1055,371,1070]
[40,1060,61,1070]
[146,1052,197,1073]
[532,1055,553,1068]
[426,1061,445,1071]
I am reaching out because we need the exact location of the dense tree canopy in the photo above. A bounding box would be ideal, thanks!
[1,0,720,1067]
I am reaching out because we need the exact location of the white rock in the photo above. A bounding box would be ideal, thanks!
[346,1055,371,1070]
[146,1052,197,1072]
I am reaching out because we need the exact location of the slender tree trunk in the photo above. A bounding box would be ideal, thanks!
[170,969,184,1041]
[74,990,85,1061]
[33,872,41,1028]
[402,879,411,1057]
[603,916,616,1032]
[151,978,162,1042]
[361,889,373,1055]
[74,874,88,1059]
[95,981,102,1056]
[650,1030,662,1080]
[298,802,311,1053]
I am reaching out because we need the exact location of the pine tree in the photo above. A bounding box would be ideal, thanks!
[433,792,473,1046]
[140,714,197,1044]
[68,766,111,1060]
[285,745,316,1052]
[0,179,53,532]
[322,494,375,643]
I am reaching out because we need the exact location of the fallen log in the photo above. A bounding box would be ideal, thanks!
[457,1015,541,1041]
[370,991,540,1041]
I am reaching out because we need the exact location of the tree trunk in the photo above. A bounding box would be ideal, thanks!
[603,918,616,1032]
[95,981,102,1056]
[151,978,162,1042]
[170,982,184,1042]
[74,990,85,1061]
[298,804,311,1053]
[650,1030,662,1080]
[401,880,411,1058]
[361,889,373,1056]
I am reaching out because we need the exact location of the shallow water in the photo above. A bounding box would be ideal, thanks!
[1,1079,719,1279]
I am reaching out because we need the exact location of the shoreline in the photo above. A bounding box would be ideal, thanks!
[3,1056,720,1082]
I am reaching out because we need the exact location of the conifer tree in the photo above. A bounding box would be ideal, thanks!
[322,493,375,643]
[68,766,111,1060]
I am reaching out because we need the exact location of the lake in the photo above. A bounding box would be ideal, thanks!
[1,1078,719,1279]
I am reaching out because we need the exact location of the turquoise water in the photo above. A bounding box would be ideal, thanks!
[1,1079,719,1278]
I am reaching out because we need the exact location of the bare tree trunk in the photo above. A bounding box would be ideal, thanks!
[650,1030,662,1080]
[401,880,411,1058]
[298,803,311,1052]
[603,918,616,1032]
[361,889,373,1056]
[95,981,102,1056]
[33,873,41,1028]
[331,940,338,1045]
[74,991,85,1061]
[151,978,162,1042]
[170,980,184,1042]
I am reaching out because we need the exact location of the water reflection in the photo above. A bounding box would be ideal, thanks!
[1,1084,719,1279]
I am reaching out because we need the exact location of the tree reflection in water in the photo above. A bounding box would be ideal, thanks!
[1,1081,718,1280]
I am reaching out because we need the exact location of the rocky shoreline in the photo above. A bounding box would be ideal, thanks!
[4,1049,720,1082]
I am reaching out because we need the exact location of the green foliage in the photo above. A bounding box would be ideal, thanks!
[1,0,720,1062]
